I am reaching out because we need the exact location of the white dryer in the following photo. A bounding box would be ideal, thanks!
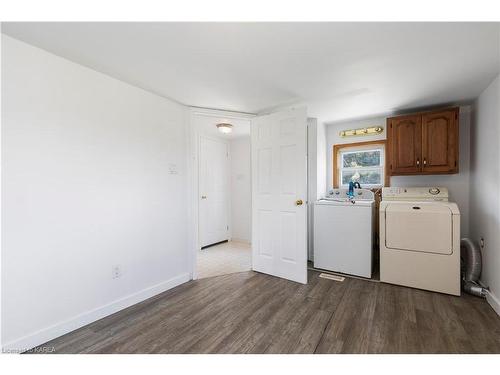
[380,187,460,296]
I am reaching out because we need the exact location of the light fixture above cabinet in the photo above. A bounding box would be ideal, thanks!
[216,122,233,134]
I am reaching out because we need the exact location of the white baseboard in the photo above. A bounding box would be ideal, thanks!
[486,290,500,317]
[2,273,190,353]
[230,238,251,245]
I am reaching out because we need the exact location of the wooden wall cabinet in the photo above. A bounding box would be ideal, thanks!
[387,107,459,176]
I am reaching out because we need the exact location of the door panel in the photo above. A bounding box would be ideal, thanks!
[389,115,422,174]
[252,107,308,284]
[280,211,298,262]
[199,137,229,247]
[258,209,273,257]
[257,148,272,194]
[279,144,297,194]
[422,109,458,173]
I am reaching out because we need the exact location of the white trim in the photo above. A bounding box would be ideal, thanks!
[189,106,256,119]
[2,273,190,352]
[230,238,252,245]
[486,290,500,317]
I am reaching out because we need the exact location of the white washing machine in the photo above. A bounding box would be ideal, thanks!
[380,187,460,296]
[314,189,375,278]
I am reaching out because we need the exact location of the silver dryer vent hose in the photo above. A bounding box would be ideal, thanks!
[460,238,488,298]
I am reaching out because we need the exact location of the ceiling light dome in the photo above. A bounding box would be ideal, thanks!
[216,123,233,134]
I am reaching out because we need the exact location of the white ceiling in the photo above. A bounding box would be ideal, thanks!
[3,22,499,123]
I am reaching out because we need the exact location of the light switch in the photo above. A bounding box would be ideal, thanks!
[168,163,178,175]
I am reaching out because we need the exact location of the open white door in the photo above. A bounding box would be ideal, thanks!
[251,107,308,284]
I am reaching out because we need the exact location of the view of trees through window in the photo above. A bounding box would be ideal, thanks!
[340,148,383,186]
[342,150,380,167]
[341,170,382,185]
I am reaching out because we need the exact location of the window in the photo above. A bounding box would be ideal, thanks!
[333,141,386,188]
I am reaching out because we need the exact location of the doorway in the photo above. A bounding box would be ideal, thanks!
[189,107,310,284]
[192,110,253,279]
[199,136,230,248]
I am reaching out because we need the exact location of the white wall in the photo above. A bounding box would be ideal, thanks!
[324,108,471,236]
[325,116,387,192]
[1,35,190,349]
[307,118,327,261]
[230,137,252,243]
[469,75,500,314]
[316,121,327,200]
[307,119,319,260]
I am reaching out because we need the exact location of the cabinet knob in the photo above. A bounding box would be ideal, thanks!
[423,158,427,166]
[416,158,420,166]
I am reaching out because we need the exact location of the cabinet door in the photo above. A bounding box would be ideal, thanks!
[388,114,422,174]
[422,109,458,174]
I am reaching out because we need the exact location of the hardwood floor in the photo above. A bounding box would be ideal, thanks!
[34,270,500,354]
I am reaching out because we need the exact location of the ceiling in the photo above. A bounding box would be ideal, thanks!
[3,22,499,123]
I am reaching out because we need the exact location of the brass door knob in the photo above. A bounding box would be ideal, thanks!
[295,199,303,206]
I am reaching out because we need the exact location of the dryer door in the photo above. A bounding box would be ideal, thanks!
[385,203,453,255]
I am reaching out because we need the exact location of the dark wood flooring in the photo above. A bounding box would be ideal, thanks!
[35,270,500,354]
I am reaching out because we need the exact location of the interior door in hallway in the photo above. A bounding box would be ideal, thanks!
[251,107,308,284]
[199,136,229,248]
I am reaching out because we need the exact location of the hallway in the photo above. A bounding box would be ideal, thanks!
[197,241,252,279]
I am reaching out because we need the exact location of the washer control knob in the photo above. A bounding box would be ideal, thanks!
[429,187,440,195]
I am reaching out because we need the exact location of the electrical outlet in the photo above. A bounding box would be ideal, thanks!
[112,265,121,279]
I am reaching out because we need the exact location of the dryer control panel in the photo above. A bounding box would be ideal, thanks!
[382,187,449,201]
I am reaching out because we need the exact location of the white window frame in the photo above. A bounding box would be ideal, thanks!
[338,145,385,188]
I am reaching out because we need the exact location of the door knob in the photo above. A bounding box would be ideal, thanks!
[201,195,207,199]
[295,199,303,206]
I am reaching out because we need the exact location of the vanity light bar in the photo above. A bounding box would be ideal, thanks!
[339,126,383,138]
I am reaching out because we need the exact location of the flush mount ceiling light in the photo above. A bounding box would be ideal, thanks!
[216,123,233,134]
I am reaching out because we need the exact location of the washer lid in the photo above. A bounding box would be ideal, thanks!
[385,203,453,255]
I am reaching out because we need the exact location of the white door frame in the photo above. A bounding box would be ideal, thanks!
[187,108,255,280]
